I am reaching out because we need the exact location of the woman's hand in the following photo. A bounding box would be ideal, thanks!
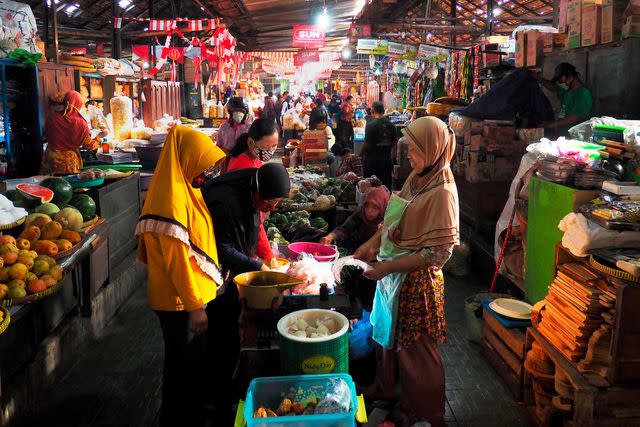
[364,262,390,280]
[189,308,208,336]
[260,263,271,272]
[353,242,378,262]
[319,233,335,245]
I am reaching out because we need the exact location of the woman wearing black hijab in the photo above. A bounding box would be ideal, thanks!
[200,163,290,424]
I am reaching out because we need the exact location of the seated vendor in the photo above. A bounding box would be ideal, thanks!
[336,147,363,177]
[320,187,389,253]
[539,63,592,137]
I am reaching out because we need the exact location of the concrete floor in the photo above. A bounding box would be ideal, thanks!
[14,274,532,427]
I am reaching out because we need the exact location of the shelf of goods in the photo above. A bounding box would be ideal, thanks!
[526,244,640,425]
[74,71,105,109]
[1,59,44,179]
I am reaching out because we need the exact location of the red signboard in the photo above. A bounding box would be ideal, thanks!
[294,48,320,66]
[292,25,325,48]
[349,23,372,42]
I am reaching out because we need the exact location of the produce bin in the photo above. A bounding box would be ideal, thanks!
[242,374,359,427]
[277,309,349,375]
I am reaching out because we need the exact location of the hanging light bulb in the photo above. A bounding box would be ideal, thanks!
[342,46,352,59]
[316,7,330,30]
[492,7,503,16]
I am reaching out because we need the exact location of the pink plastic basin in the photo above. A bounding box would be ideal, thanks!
[287,242,338,262]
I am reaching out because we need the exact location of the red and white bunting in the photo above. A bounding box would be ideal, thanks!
[150,20,175,31]
[188,20,202,32]
[113,17,123,29]
[113,17,217,32]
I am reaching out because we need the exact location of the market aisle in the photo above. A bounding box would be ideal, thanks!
[16,276,531,427]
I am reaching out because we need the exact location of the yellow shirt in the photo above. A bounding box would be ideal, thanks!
[141,233,219,312]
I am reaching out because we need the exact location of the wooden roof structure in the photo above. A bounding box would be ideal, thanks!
[30,0,555,49]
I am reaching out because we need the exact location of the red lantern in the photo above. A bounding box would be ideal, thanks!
[168,48,181,81]
[192,56,202,87]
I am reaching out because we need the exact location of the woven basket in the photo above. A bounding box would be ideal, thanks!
[0,307,10,334]
[52,234,86,259]
[1,273,65,307]
[0,216,26,231]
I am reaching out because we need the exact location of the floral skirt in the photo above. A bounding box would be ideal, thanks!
[42,148,83,175]
[397,267,447,349]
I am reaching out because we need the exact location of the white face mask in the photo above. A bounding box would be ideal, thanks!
[232,112,245,123]
[557,83,569,90]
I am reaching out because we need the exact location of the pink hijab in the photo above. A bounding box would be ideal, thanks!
[362,187,390,227]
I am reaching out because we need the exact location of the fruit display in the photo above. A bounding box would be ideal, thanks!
[70,194,97,221]
[14,184,55,208]
[0,194,28,230]
[0,235,64,303]
[78,169,106,181]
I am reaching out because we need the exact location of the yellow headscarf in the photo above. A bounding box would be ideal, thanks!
[135,125,226,284]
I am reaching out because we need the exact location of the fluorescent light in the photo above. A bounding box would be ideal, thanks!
[427,32,433,38]
[492,7,502,16]
[143,27,149,31]
[342,46,352,59]
[64,3,80,15]
[118,0,131,9]
[316,7,330,30]
[143,62,149,68]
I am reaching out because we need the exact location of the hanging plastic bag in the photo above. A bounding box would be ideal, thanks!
[349,310,374,360]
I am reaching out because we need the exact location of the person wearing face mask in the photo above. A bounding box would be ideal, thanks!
[539,63,592,136]
[223,119,281,269]
[216,96,252,154]
[203,163,291,277]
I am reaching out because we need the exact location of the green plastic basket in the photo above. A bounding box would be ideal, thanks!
[277,309,349,375]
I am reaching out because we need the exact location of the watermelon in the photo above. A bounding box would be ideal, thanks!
[70,194,96,221]
[15,184,55,208]
[39,177,73,204]
[2,190,26,208]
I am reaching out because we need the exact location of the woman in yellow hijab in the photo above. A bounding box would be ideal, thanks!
[135,125,226,426]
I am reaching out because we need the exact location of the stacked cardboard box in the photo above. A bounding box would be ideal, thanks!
[300,130,328,166]
[461,122,541,183]
[622,0,640,37]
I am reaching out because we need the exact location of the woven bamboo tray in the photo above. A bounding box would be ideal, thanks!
[0,277,65,307]
[0,216,26,231]
[589,255,640,283]
[0,306,10,334]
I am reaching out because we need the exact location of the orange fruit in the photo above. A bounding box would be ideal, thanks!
[9,263,28,280]
[0,257,3,269]
[35,255,56,268]
[15,238,30,250]
[27,279,47,294]
[32,260,50,277]
[0,267,9,282]
[7,286,26,299]
[40,275,57,288]
[50,265,63,282]
[19,225,41,241]
[7,279,25,289]
[1,251,18,266]
[0,243,18,254]
[17,255,34,270]
[26,272,37,282]
[0,284,8,299]
[0,235,16,246]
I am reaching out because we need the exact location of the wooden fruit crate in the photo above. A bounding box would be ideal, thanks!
[481,308,528,401]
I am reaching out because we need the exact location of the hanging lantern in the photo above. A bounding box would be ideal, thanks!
[168,47,181,82]
[192,56,202,87]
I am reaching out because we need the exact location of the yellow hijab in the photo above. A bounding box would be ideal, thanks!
[135,125,226,284]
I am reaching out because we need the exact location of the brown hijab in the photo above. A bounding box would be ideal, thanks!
[392,117,459,250]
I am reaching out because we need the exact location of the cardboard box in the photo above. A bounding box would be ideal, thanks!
[602,0,615,43]
[515,31,527,68]
[567,0,583,48]
[543,32,554,53]
[301,130,328,149]
[559,0,569,33]
[582,1,602,46]
[526,30,544,66]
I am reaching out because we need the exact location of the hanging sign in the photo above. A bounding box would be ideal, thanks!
[356,39,388,55]
[292,25,326,48]
[349,23,372,42]
[418,44,444,59]
[294,48,320,66]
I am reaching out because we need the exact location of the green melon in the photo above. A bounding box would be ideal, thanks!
[39,177,73,204]
[70,194,96,221]
[35,202,61,217]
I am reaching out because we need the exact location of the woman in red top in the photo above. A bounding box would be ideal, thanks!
[225,118,280,268]
[335,95,356,153]
[42,90,105,174]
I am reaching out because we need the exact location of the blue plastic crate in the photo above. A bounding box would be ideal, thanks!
[243,374,358,427]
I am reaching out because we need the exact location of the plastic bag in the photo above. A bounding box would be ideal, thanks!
[349,310,374,360]
[314,378,351,414]
[286,254,334,295]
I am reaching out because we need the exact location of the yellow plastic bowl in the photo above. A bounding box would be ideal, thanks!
[234,271,302,310]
